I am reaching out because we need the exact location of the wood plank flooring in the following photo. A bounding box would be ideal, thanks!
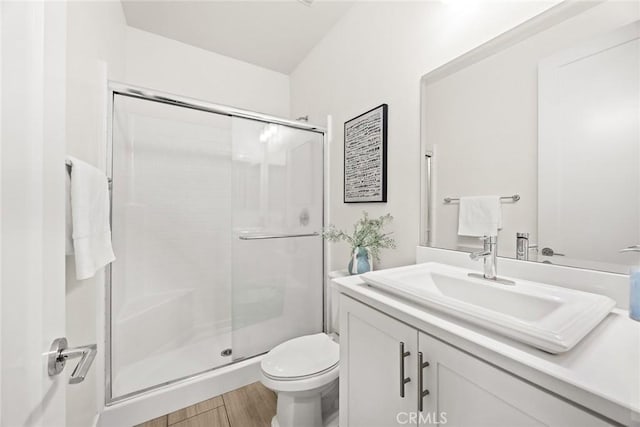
[135,382,276,427]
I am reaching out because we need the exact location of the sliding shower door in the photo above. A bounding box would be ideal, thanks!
[230,118,324,360]
[110,95,234,399]
[108,91,324,402]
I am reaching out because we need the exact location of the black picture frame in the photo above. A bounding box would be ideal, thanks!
[343,104,388,203]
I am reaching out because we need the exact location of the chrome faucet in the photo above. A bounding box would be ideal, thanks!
[470,236,498,280]
[516,232,538,261]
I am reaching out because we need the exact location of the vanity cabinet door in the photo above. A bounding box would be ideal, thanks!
[418,332,612,427]
[340,295,419,427]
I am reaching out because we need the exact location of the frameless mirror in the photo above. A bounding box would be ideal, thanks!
[420,2,639,274]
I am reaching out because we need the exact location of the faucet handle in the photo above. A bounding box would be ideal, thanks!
[479,235,497,244]
[620,245,640,253]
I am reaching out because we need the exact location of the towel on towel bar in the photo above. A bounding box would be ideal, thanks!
[66,156,115,280]
[65,170,74,255]
[457,196,502,237]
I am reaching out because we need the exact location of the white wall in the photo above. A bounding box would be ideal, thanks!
[125,26,291,118]
[66,2,126,426]
[290,1,560,271]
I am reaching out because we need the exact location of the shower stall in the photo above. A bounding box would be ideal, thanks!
[106,84,325,404]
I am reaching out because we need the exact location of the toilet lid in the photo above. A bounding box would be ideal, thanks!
[261,333,339,379]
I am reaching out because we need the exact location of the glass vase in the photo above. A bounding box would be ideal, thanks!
[348,246,372,275]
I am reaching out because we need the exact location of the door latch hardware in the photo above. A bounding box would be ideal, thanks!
[47,337,97,384]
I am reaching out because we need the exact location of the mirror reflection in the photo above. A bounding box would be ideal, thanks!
[421,2,639,274]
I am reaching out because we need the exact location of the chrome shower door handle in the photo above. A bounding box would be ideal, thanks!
[399,342,411,398]
[238,232,319,240]
[418,352,430,412]
[48,337,97,384]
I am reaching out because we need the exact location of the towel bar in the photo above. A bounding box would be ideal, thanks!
[66,159,112,185]
[444,194,520,204]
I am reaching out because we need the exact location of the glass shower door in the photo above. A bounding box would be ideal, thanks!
[230,118,324,359]
[109,93,325,401]
[110,95,233,399]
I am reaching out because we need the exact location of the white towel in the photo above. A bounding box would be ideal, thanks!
[457,196,502,237]
[65,170,74,255]
[66,156,115,280]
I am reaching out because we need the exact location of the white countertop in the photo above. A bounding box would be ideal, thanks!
[333,274,640,426]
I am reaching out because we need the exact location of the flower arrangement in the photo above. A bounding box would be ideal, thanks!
[323,212,396,273]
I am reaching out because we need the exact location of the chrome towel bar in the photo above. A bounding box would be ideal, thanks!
[65,159,112,185]
[444,194,520,204]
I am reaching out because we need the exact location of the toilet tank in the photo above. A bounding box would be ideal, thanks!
[326,270,350,335]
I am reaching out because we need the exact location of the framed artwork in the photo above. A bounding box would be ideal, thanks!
[344,104,388,203]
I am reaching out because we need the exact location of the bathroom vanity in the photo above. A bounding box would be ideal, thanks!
[333,254,639,427]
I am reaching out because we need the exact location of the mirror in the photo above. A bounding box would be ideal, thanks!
[420,2,639,274]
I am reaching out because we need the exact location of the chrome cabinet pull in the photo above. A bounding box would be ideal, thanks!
[418,351,430,411]
[399,342,411,398]
[47,337,97,384]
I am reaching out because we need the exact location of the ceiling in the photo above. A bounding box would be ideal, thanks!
[121,0,354,74]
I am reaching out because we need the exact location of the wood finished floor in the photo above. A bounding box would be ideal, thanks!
[135,382,276,427]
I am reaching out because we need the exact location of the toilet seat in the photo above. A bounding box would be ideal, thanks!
[263,362,338,381]
[260,333,340,427]
[260,333,339,393]
[261,333,339,380]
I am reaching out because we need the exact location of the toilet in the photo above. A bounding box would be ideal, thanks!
[260,333,339,427]
[260,273,345,427]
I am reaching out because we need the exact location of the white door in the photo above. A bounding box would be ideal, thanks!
[340,295,418,427]
[538,21,640,273]
[1,1,68,426]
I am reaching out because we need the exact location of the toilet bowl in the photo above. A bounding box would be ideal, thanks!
[260,333,339,427]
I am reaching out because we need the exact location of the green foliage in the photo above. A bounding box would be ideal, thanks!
[323,211,396,262]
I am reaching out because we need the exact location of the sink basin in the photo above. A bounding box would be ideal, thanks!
[361,262,616,353]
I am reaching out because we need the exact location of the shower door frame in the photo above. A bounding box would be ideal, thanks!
[104,81,327,405]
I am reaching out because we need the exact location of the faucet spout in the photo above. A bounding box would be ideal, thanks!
[469,235,498,280]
